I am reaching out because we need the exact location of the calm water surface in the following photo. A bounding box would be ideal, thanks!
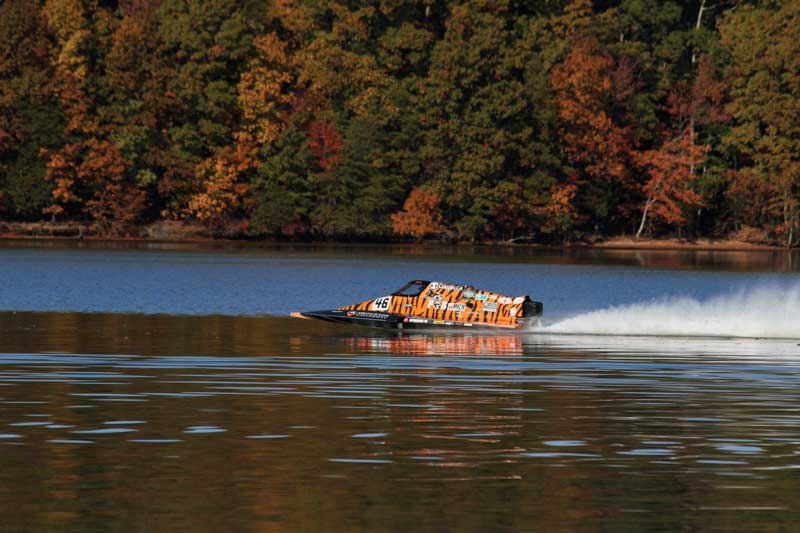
[1,243,800,531]
[1,241,799,318]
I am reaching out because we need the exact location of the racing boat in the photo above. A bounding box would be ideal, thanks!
[290,280,543,330]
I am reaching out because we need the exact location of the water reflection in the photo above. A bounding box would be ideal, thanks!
[347,332,800,360]
[1,312,800,531]
[9,310,795,359]
[345,334,525,356]
[2,239,799,272]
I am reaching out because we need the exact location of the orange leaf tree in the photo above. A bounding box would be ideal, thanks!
[391,186,446,238]
[551,37,639,230]
[185,144,253,224]
[634,129,707,239]
[537,180,581,238]
[43,138,146,235]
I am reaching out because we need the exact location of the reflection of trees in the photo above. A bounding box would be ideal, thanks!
[2,240,797,272]
[0,313,535,530]
[587,248,799,272]
[2,312,794,531]
[0,312,352,357]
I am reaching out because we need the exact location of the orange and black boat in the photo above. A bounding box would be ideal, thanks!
[291,280,543,330]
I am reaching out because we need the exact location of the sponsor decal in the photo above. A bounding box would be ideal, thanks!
[408,318,428,324]
[474,294,489,301]
[433,320,445,325]
[347,311,391,320]
[463,289,476,299]
[371,296,392,312]
[428,282,464,291]
[498,297,513,304]
[483,302,497,312]
[427,296,443,310]
[444,321,454,326]
[447,302,467,312]
[464,323,473,327]
[402,303,413,308]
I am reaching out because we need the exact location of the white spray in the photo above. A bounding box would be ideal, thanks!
[542,285,800,339]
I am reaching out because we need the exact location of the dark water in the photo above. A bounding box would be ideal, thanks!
[1,243,800,531]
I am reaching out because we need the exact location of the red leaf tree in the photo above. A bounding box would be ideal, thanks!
[308,119,343,172]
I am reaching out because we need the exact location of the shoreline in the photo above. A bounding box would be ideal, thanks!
[0,220,791,252]
[0,233,797,252]
[578,236,784,252]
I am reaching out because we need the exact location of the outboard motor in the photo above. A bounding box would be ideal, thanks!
[522,297,544,317]
[518,297,544,328]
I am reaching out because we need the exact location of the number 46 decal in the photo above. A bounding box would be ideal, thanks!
[372,296,392,312]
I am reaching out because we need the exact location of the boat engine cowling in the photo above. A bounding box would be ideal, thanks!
[522,297,543,317]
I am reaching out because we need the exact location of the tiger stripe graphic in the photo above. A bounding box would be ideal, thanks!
[337,281,533,328]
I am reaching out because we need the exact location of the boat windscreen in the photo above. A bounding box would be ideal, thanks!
[392,281,428,297]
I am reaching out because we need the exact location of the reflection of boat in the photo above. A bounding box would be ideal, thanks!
[346,334,525,355]
[291,280,543,330]
[339,331,800,357]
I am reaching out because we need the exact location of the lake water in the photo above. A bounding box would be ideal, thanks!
[1,241,800,531]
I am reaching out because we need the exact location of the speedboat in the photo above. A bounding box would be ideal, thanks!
[290,280,543,330]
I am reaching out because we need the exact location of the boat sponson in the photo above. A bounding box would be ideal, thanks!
[299,309,404,328]
[298,309,524,330]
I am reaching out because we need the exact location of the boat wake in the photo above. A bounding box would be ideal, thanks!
[540,285,800,340]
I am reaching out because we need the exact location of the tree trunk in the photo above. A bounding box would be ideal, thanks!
[636,196,654,241]
[696,0,707,30]
[692,0,707,65]
[689,116,696,176]
[784,193,799,247]
[689,0,706,174]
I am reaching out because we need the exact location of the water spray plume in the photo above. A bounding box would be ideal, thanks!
[543,285,800,339]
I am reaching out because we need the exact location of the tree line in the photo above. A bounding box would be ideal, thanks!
[1,0,798,244]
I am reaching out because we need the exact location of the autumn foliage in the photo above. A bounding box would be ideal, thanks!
[0,0,798,245]
[634,130,707,238]
[308,120,343,173]
[551,38,635,186]
[391,187,446,238]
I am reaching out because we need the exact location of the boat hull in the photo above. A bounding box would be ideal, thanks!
[296,309,532,330]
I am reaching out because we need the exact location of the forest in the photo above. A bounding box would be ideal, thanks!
[0,0,798,244]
